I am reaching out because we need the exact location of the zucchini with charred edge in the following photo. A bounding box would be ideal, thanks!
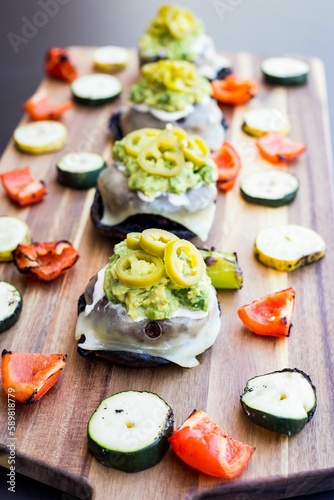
[0,281,23,333]
[199,249,243,289]
[88,390,174,472]
[241,368,317,435]
[254,224,326,271]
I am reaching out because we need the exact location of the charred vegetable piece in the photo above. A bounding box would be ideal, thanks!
[13,240,79,281]
[0,282,22,334]
[88,391,174,472]
[254,224,326,272]
[199,249,243,289]
[211,74,258,105]
[23,90,73,121]
[211,141,242,191]
[1,167,46,206]
[1,350,67,404]
[45,47,78,82]
[256,132,306,164]
[237,287,296,337]
[168,409,255,478]
[241,368,317,435]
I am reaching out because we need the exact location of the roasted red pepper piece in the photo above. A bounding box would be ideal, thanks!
[256,133,306,164]
[13,240,79,281]
[24,90,73,121]
[211,74,258,105]
[45,47,78,82]
[168,409,255,479]
[0,167,46,206]
[1,350,67,404]
[237,287,296,337]
[211,141,242,191]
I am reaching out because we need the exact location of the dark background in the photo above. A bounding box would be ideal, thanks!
[0,0,334,498]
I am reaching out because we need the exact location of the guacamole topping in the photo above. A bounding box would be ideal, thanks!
[130,60,212,112]
[112,126,218,199]
[103,233,212,321]
[139,4,204,61]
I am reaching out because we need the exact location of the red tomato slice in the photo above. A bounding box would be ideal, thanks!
[13,240,80,281]
[168,409,255,479]
[256,133,306,164]
[237,287,296,337]
[211,141,242,191]
[211,74,258,105]
[24,90,73,121]
[0,167,47,206]
[1,350,67,404]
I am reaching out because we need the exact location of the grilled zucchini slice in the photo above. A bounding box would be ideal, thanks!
[254,224,326,271]
[242,108,291,137]
[71,74,122,106]
[0,216,31,262]
[241,368,317,435]
[13,121,67,154]
[88,390,174,472]
[240,169,299,207]
[56,152,106,189]
[261,57,309,86]
[0,281,23,333]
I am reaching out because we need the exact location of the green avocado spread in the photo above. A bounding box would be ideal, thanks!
[139,4,204,61]
[112,132,218,199]
[103,240,212,320]
[130,60,211,112]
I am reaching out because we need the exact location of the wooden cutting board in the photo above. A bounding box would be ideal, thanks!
[0,48,334,500]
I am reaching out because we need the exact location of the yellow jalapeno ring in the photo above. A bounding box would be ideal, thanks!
[115,250,164,288]
[138,131,184,177]
[163,61,197,94]
[164,239,205,288]
[126,232,142,250]
[140,228,179,258]
[165,6,196,39]
[181,135,210,167]
[166,124,188,141]
[124,128,160,157]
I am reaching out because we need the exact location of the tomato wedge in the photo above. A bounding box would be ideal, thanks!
[1,167,46,206]
[13,240,79,281]
[211,141,242,191]
[1,350,67,404]
[237,287,296,337]
[24,90,73,121]
[211,74,258,105]
[45,47,78,82]
[256,132,306,164]
[168,409,255,479]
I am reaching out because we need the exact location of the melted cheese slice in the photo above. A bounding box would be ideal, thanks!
[101,198,216,242]
[75,267,221,368]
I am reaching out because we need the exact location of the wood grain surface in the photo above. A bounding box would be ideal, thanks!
[0,48,334,500]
